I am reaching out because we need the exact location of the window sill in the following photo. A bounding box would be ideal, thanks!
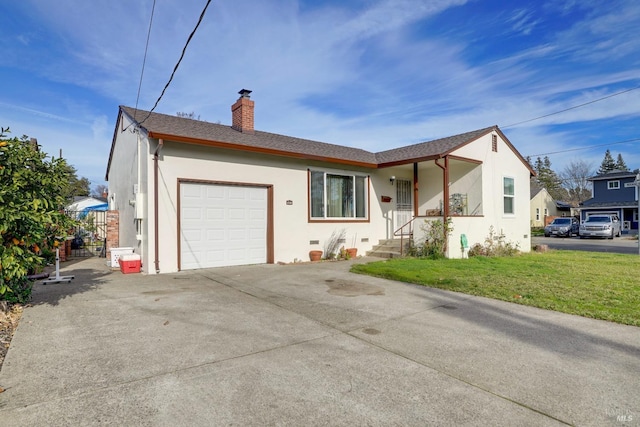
[308,218,370,224]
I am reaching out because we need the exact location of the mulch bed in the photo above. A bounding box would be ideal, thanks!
[0,303,23,378]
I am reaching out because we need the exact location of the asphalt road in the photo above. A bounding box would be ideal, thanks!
[532,234,640,255]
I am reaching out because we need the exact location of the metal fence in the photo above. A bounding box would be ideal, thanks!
[65,210,107,257]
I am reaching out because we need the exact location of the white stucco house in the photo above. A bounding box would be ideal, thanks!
[105,90,534,274]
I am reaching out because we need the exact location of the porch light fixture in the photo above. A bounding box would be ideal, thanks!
[390,176,396,185]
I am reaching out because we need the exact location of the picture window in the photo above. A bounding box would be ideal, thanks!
[310,170,368,220]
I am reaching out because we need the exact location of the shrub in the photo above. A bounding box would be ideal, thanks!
[324,229,346,260]
[409,218,453,259]
[468,226,520,257]
[1,127,75,302]
[530,227,545,236]
[41,247,56,265]
[1,276,32,304]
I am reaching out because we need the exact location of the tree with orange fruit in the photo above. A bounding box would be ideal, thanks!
[0,127,74,302]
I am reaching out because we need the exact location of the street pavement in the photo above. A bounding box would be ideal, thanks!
[533,234,640,255]
[0,256,638,426]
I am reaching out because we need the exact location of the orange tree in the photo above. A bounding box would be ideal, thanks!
[0,127,74,302]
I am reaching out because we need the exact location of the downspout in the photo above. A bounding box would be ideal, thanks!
[435,156,450,252]
[413,162,419,217]
[137,132,142,242]
[153,139,164,273]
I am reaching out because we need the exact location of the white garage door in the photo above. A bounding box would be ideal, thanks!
[180,182,267,270]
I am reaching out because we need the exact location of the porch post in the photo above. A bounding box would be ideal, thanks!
[437,156,450,219]
[413,162,419,217]
[435,156,450,253]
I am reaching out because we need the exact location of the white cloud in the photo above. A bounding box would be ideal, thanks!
[4,0,640,184]
[507,8,540,36]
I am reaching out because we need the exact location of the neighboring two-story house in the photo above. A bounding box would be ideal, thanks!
[579,171,639,232]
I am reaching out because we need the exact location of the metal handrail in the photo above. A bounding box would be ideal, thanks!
[393,217,415,256]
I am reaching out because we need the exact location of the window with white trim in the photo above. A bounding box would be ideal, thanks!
[608,180,620,189]
[535,208,540,221]
[503,177,515,215]
[544,208,548,216]
[310,170,368,220]
[634,210,638,222]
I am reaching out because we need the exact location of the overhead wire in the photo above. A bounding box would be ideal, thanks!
[137,0,212,126]
[126,0,636,159]
[527,137,640,158]
[133,0,157,121]
[502,84,640,129]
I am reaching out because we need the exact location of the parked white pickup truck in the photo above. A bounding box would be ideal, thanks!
[579,215,621,239]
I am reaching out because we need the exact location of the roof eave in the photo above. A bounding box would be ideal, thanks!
[147,131,378,169]
[105,107,124,181]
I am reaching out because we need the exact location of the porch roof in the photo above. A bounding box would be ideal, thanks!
[374,126,495,166]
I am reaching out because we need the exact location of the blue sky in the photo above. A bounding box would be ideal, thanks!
[1,0,639,191]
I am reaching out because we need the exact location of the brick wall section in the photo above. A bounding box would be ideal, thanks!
[106,210,119,263]
[58,240,66,262]
[231,97,254,134]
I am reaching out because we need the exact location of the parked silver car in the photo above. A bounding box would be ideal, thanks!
[579,215,621,239]
[544,217,579,237]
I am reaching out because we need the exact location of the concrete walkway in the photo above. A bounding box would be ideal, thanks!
[0,256,638,426]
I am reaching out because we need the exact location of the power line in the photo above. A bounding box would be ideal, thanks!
[133,0,157,120]
[526,137,640,158]
[502,84,640,129]
[138,0,212,126]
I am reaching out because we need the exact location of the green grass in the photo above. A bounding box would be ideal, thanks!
[351,251,640,326]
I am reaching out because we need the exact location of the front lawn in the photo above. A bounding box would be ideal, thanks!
[351,251,640,326]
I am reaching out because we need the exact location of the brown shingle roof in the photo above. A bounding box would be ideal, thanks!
[121,106,378,165]
[107,106,529,179]
[375,126,495,166]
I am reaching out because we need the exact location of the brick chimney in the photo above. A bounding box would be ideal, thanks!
[231,89,254,134]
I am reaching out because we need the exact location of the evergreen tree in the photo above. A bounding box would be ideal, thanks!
[532,156,567,201]
[60,164,90,201]
[598,150,616,174]
[615,153,629,171]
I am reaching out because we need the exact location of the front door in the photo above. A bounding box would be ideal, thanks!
[395,179,412,234]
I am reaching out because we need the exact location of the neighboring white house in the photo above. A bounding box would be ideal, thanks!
[67,196,107,213]
[105,90,534,274]
[66,196,109,241]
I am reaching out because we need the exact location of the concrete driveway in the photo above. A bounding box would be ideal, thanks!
[0,257,638,426]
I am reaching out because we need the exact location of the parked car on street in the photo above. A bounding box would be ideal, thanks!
[544,217,579,237]
[579,215,621,239]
